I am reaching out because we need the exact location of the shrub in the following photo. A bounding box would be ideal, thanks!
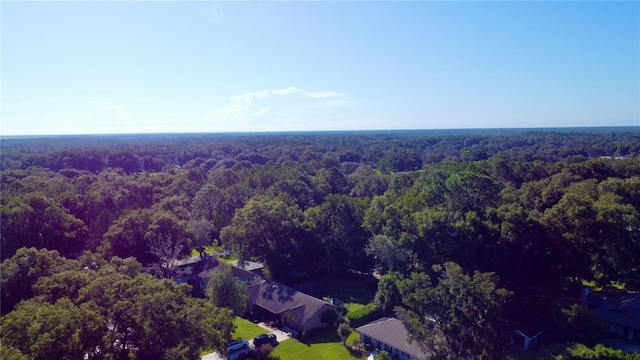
[321,308,339,325]
[345,304,385,328]
[564,343,640,360]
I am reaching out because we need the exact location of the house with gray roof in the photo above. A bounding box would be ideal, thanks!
[356,317,431,360]
[583,290,640,342]
[246,277,342,335]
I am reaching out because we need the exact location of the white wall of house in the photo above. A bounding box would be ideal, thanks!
[359,334,417,360]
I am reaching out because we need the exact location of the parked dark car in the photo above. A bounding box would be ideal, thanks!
[253,334,277,347]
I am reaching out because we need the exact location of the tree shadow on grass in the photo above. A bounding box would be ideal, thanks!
[301,328,342,346]
[318,274,378,305]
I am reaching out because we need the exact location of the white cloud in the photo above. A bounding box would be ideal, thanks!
[303,90,347,99]
[270,86,346,98]
[272,86,304,95]
[206,86,351,131]
[252,107,271,117]
[89,101,125,118]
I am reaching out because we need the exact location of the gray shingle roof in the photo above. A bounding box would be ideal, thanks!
[356,317,430,359]
[585,291,640,329]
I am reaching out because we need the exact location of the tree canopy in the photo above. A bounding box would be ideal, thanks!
[1,249,234,360]
[396,262,512,360]
[206,263,248,317]
[2,129,640,357]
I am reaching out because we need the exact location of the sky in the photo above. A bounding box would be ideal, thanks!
[2,1,639,135]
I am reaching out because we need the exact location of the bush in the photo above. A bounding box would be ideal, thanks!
[564,343,640,360]
[345,304,385,328]
[552,303,605,345]
[321,308,339,325]
[374,351,393,360]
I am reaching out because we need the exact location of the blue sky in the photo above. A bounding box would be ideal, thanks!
[2,1,638,135]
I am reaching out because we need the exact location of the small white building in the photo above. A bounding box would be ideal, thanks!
[511,328,543,351]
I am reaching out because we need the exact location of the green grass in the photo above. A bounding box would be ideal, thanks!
[232,317,268,340]
[189,245,219,257]
[580,278,628,291]
[188,246,240,263]
[346,331,361,345]
[220,255,239,263]
[271,328,365,360]
[343,303,368,312]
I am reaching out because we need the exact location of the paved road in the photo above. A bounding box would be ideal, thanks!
[201,322,291,360]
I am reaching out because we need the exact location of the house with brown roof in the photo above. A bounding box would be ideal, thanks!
[356,317,431,360]
[246,277,342,335]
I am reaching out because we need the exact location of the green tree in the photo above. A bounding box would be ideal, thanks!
[102,208,154,264]
[1,193,88,259]
[206,263,248,316]
[303,195,371,274]
[396,262,512,360]
[314,166,349,195]
[1,298,105,360]
[188,219,215,252]
[83,168,154,246]
[348,164,389,197]
[2,252,234,360]
[0,247,71,315]
[374,271,405,312]
[365,234,411,274]
[337,322,352,346]
[266,179,318,209]
[0,344,29,360]
[221,195,304,280]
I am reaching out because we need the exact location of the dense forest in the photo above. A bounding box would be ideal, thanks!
[1,128,639,359]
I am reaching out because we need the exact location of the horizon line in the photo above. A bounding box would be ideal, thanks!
[2,125,639,139]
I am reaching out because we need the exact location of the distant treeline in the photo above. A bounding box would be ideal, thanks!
[2,128,639,173]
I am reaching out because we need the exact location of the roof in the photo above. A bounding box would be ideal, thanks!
[200,264,256,284]
[512,323,543,339]
[584,291,640,329]
[230,260,265,272]
[356,317,430,359]
[247,277,338,327]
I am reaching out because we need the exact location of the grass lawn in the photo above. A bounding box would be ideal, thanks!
[232,317,268,340]
[220,255,239,263]
[188,245,240,262]
[346,330,361,345]
[343,302,368,313]
[271,328,365,360]
[189,245,219,257]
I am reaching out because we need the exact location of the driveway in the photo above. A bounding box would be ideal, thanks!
[257,322,291,343]
[201,322,291,360]
[201,352,226,360]
[201,345,251,360]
